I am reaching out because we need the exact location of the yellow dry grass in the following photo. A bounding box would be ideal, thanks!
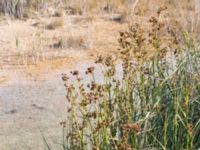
[46,18,64,30]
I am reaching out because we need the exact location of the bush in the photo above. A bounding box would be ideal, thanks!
[61,10,200,150]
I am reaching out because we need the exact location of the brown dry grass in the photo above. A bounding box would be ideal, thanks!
[1,1,200,150]
[46,18,64,30]
[66,34,86,49]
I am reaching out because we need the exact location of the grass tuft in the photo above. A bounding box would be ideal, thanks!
[46,19,64,30]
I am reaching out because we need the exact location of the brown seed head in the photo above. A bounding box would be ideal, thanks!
[70,70,79,76]
[86,66,95,74]
[95,55,103,64]
[157,6,167,15]
[123,123,141,133]
[62,74,69,81]
[60,121,67,128]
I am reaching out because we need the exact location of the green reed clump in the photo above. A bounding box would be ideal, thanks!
[61,9,200,150]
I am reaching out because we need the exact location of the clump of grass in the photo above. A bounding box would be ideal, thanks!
[61,7,200,150]
[65,6,83,15]
[64,0,84,15]
[66,34,86,49]
[53,10,63,17]
[0,0,24,18]
[46,19,64,30]
[65,23,94,50]
[50,39,65,49]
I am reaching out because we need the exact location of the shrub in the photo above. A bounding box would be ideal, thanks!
[61,10,200,150]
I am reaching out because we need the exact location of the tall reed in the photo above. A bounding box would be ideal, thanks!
[61,9,200,150]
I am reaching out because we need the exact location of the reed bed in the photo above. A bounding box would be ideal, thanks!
[61,10,200,150]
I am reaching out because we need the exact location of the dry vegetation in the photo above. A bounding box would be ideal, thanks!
[61,10,200,149]
[46,18,64,30]
[0,0,200,150]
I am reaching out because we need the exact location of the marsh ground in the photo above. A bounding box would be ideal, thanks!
[0,0,198,149]
[0,11,127,149]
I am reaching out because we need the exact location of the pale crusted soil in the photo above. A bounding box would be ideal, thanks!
[0,13,126,149]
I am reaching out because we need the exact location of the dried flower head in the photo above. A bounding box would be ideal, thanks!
[60,121,67,128]
[62,74,69,81]
[95,55,103,64]
[86,66,95,74]
[123,123,141,133]
[157,6,167,16]
[70,70,79,76]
